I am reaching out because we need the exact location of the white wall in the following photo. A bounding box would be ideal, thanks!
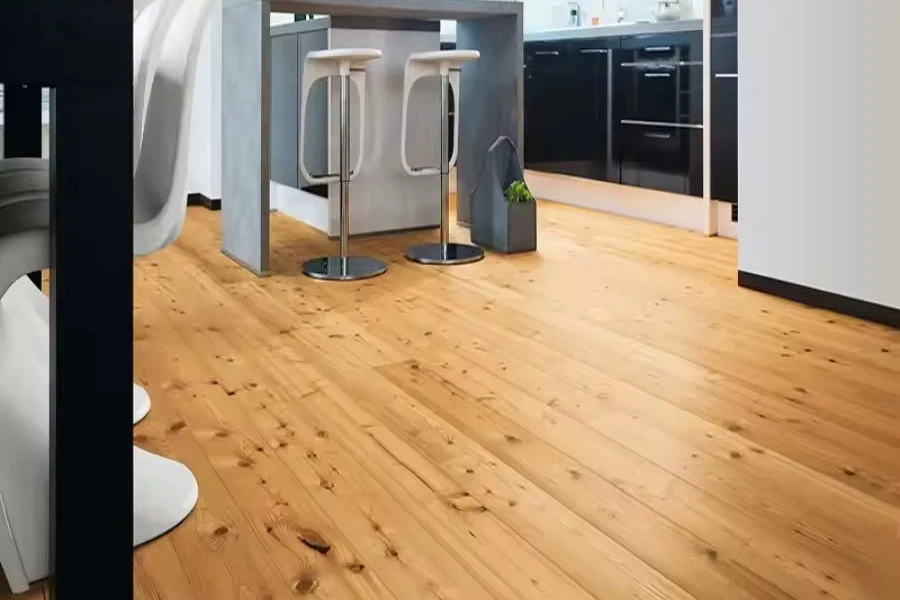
[188,1,222,199]
[189,11,314,200]
[441,0,701,34]
[739,0,900,309]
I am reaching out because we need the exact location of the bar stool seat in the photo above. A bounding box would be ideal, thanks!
[299,48,387,281]
[401,49,484,265]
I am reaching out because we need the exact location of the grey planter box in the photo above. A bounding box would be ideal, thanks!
[470,137,537,253]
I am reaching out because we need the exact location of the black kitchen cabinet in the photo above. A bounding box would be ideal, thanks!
[710,7,738,205]
[711,71,737,204]
[614,32,704,196]
[518,30,706,197]
[524,38,617,181]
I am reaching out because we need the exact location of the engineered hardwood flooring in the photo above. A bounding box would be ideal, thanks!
[7,197,899,599]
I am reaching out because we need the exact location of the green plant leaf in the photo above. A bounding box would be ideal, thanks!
[504,180,535,204]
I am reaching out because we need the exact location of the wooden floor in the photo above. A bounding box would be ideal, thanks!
[9,198,900,599]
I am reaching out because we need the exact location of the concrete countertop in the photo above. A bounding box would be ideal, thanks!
[270,0,522,19]
[441,18,702,44]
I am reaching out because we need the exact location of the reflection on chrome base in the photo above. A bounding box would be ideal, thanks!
[404,243,485,266]
[301,256,388,281]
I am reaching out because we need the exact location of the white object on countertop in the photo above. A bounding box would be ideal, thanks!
[654,1,681,21]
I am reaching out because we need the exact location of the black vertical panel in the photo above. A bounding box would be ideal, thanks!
[3,84,42,156]
[1,0,134,593]
[47,1,134,595]
[3,84,44,287]
[50,82,134,597]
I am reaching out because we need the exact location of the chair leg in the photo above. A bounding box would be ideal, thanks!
[0,492,30,594]
[133,384,152,425]
[133,446,198,547]
[405,73,484,266]
[7,275,152,425]
[301,72,387,281]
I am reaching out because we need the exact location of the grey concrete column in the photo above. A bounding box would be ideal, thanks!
[456,14,523,226]
[222,0,271,274]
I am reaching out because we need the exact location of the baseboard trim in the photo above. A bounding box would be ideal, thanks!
[738,271,900,329]
[187,193,221,211]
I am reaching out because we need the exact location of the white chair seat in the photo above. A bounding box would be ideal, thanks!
[306,47,383,65]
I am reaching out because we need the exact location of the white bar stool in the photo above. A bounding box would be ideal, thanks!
[401,50,484,265]
[299,48,387,281]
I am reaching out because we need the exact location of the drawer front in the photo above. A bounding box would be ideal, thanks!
[620,32,702,63]
[617,61,702,124]
[619,123,701,196]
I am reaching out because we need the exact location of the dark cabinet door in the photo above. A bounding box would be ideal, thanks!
[620,123,702,196]
[559,44,612,180]
[524,40,614,181]
[524,43,579,169]
[711,74,738,203]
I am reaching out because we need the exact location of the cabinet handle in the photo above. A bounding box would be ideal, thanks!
[622,119,704,129]
[644,132,672,140]
[644,72,672,78]
[535,51,560,56]
[621,61,677,69]
[580,48,608,54]
[644,46,672,52]
[714,73,738,79]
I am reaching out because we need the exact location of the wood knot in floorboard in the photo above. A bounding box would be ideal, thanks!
[296,527,331,555]
[292,576,319,595]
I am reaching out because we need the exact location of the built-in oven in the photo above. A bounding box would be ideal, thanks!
[616,32,703,126]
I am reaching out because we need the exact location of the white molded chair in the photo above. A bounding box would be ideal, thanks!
[298,48,388,281]
[132,0,188,424]
[133,0,184,175]
[400,50,484,266]
[0,0,212,591]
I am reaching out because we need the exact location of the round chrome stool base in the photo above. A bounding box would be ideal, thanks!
[405,243,484,266]
[301,256,388,281]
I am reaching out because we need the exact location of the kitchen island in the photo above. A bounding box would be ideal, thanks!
[221,0,523,275]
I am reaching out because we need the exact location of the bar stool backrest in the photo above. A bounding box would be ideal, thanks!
[133,0,186,173]
[133,0,214,256]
